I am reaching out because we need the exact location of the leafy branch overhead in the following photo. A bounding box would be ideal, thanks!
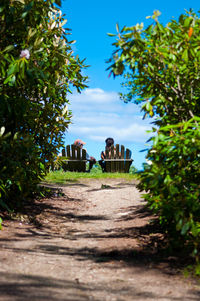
[108,10,200,125]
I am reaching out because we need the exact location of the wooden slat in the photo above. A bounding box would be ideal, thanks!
[77,147,81,160]
[71,145,76,159]
[120,145,125,172]
[115,144,120,172]
[105,147,111,172]
[110,145,115,172]
[125,148,130,173]
[115,144,119,158]
[79,149,86,172]
[82,149,86,160]
[62,148,66,156]
[70,145,76,171]
[126,149,130,159]
[67,145,71,158]
[125,147,132,173]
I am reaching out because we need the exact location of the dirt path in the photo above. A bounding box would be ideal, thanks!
[0,178,200,301]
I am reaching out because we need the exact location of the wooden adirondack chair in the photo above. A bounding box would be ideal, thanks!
[103,144,133,173]
[61,145,87,172]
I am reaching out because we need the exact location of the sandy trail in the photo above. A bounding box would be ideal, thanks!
[0,178,199,301]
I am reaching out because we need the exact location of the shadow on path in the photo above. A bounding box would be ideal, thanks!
[2,271,198,301]
[1,181,199,301]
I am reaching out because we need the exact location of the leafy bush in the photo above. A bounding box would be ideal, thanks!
[108,10,200,261]
[0,0,87,209]
[138,119,200,258]
[129,165,138,174]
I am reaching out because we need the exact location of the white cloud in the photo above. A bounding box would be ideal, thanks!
[84,88,116,103]
[67,88,151,144]
[69,88,129,112]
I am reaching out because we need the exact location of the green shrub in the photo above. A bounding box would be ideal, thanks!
[108,10,200,262]
[0,0,87,209]
[138,119,200,259]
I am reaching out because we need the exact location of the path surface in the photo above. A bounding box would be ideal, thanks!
[0,178,200,301]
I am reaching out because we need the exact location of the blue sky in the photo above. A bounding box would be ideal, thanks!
[61,0,199,170]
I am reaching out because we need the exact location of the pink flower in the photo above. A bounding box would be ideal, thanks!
[20,49,30,59]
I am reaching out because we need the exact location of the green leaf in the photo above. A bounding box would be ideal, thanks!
[182,49,188,61]
[153,135,159,146]
[146,102,151,111]
[116,23,119,33]
[157,22,163,32]
[0,127,5,136]
[179,14,185,24]
[148,62,154,70]
[164,174,172,184]
[27,28,37,39]
[107,33,116,37]
[13,0,25,3]
[61,19,68,27]
[62,105,68,116]
[3,75,16,85]
[7,63,18,77]
[184,17,192,27]
[21,11,28,18]
[169,53,176,61]
[3,45,14,53]
[14,132,19,140]
[158,47,168,53]
[181,222,190,235]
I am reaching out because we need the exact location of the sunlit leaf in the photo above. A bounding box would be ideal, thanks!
[182,49,188,61]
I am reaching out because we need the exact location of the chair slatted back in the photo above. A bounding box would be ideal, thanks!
[62,145,87,172]
[104,144,133,173]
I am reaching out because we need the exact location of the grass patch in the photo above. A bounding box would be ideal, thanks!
[44,164,138,184]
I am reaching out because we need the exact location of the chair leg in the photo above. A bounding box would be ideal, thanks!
[98,160,106,172]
